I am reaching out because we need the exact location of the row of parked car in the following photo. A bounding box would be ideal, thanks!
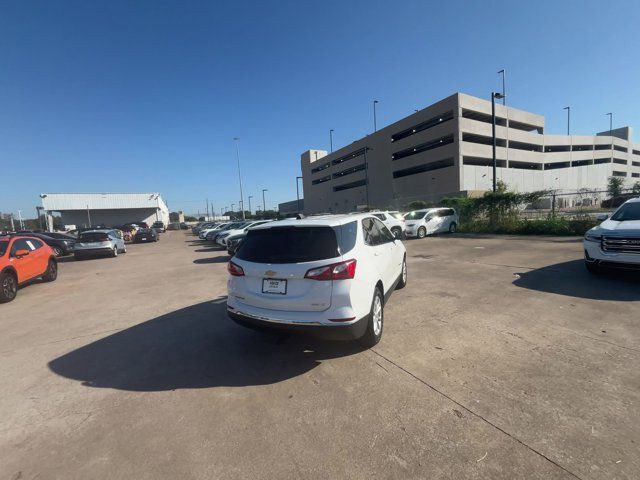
[0,221,168,303]
[192,207,459,256]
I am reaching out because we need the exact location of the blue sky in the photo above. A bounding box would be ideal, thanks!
[1,0,639,216]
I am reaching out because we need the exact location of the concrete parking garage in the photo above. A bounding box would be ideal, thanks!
[1,232,638,479]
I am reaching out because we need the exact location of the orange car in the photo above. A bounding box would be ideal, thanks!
[0,235,58,303]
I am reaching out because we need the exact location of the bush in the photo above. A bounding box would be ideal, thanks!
[458,216,597,236]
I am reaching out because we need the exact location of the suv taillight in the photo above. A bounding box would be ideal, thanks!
[304,259,356,281]
[227,261,245,276]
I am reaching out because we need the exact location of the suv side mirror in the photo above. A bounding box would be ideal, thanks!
[596,213,609,221]
[15,249,30,258]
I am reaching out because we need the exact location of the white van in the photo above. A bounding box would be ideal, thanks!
[404,208,459,238]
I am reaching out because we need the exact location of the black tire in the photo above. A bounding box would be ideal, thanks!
[396,256,407,290]
[43,259,58,282]
[112,246,118,257]
[449,222,457,233]
[417,226,426,239]
[0,271,18,303]
[360,287,384,348]
[391,227,402,239]
[585,260,600,274]
[52,246,63,257]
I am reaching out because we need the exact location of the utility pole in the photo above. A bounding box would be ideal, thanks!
[373,100,379,132]
[86,205,91,227]
[206,198,209,220]
[233,137,246,220]
[497,69,506,105]
[262,189,268,216]
[564,106,570,135]
[330,129,334,153]
[248,195,253,216]
[491,92,506,192]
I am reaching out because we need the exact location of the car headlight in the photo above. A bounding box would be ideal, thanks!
[584,229,602,242]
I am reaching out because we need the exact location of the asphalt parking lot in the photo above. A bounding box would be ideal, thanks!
[1,232,639,480]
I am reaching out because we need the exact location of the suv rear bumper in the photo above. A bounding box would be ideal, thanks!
[227,308,369,340]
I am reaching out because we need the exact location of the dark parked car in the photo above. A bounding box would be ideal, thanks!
[180,222,189,230]
[226,233,246,255]
[22,232,76,257]
[152,221,166,233]
[134,228,159,243]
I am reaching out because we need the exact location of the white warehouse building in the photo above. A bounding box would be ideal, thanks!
[40,193,170,230]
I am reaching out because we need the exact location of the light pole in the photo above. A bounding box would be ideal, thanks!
[606,112,613,137]
[329,129,334,153]
[564,106,570,135]
[497,69,506,105]
[296,176,302,213]
[220,207,224,217]
[248,195,253,216]
[231,203,235,217]
[491,92,506,192]
[363,147,370,208]
[233,137,246,220]
[262,189,268,216]
[373,100,379,132]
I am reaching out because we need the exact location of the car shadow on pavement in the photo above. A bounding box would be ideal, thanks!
[194,247,224,253]
[48,299,365,392]
[513,259,640,301]
[193,256,228,264]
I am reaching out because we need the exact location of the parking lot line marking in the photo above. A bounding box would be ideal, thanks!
[369,349,584,480]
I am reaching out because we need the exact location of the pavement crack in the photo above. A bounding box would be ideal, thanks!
[369,349,584,480]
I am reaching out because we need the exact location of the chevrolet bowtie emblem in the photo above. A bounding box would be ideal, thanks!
[265,270,277,277]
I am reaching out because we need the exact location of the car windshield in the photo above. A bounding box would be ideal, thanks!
[79,232,109,242]
[236,226,339,264]
[0,240,8,256]
[610,202,640,222]
[390,212,404,220]
[404,211,427,220]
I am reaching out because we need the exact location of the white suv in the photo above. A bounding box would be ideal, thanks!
[584,197,640,273]
[370,211,405,239]
[226,214,407,347]
[216,220,273,246]
[404,208,458,238]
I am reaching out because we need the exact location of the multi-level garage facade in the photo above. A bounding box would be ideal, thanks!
[301,92,640,213]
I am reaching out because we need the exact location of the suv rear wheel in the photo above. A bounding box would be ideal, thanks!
[112,246,118,257]
[391,227,402,239]
[449,222,457,233]
[360,287,384,348]
[396,256,407,289]
[417,227,426,239]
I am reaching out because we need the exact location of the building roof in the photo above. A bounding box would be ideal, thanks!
[41,193,167,211]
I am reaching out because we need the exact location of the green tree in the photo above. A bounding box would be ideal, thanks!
[495,179,508,193]
[607,176,624,198]
[632,181,640,195]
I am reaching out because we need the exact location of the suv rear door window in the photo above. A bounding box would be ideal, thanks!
[236,226,339,263]
[79,232,110,242]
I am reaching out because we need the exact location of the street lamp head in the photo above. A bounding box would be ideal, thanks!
[493,92,506,99]
[373,100,379,104]
[233,137,239,141]
[564,106,570,110]
[497,69,504,74]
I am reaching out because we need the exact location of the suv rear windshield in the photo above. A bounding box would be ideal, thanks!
[79,232,110,242]
[236,226,339,263]
[611,202,640,222]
